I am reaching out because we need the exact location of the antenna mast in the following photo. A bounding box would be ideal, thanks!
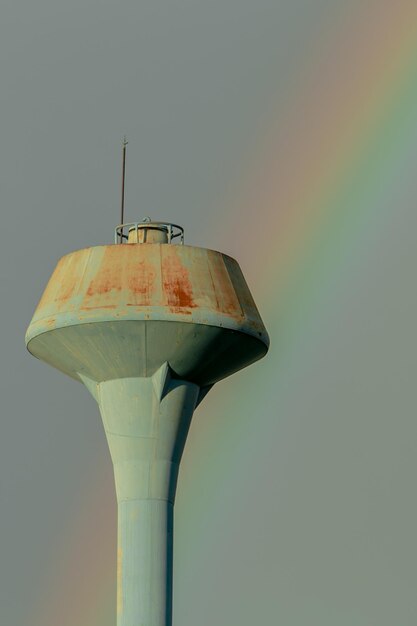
[120,136,128,241]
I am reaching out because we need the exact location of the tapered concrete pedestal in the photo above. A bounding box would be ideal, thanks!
[83,372,197,626]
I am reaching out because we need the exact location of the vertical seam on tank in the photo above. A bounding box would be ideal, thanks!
[221,255,245,318]
[206,256,221,310]
[77,247,93,294]
[144,319,148,377]
[158,243,164,308]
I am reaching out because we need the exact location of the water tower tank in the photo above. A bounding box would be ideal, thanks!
[26,220,269,626]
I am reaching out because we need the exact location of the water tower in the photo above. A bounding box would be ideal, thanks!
[25,218,269,626]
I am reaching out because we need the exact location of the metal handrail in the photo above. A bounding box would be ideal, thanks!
[114,221,184,245]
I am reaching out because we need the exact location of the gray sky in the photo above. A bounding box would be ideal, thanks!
[1,1,417,625]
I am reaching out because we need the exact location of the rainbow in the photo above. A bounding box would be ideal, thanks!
[220,1,417,311]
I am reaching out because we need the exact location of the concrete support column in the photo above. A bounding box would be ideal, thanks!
[117,499,173,626]
[91,365,199,626]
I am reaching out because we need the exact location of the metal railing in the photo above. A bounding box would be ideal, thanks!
[114,220,184,245]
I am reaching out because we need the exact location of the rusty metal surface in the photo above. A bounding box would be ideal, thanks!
[26,244,269,347]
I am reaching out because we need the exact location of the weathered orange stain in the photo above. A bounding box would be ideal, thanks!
[55,275,78,303]
[36,253,89,316]
[86,247,123,298]
[54,255,85,304]
[126,258,156,307]
[81,305,117,310]
[86,269,121,296]
[30,244,265,341]
[161,248,196,311]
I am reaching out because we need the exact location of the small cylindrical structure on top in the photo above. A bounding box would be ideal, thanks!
[115,219,184,245]
[127,223,169,244]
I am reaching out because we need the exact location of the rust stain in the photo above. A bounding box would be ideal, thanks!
[126,257,156,306]
[33,245,259,332]
[80,305,117,310]
[161,248,196,312]
[35,251,91,318]
[54,254,84,304]
[85,247,123,298]
[86,274,121,296]
[55,277,78,303]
